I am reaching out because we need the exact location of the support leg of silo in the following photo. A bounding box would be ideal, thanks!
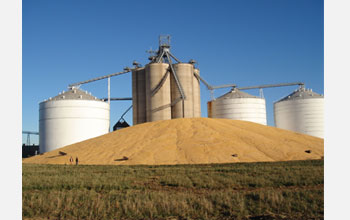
[108,77,111,132]
[27,134,30,146]
[259,88,264,99]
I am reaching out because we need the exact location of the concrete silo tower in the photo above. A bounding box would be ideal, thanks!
[132,67,147,124]
[132,35,201,124]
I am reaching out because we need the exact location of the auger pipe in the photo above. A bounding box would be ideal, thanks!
[166,52,186,100]
[211,84,236,89]
[22,131,39,135]
[120,104,133,119]
[193,72,213,90]
[237,82,304,90]
[168,52,181,63]
[68,69,133,88]
[155,50,165,63]
[101,97,132,101]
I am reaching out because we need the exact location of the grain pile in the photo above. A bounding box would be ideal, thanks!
[23,118,324,165]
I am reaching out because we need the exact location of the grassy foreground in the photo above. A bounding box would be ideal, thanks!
[23,160,323,220]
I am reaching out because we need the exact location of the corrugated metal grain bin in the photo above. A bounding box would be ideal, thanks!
[274,87,324,138]
[208,88,267,125]
[39,88,110,153]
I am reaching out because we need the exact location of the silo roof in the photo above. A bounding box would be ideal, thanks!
[216,88,259,100]
[276,87,323,103]
[45,88,103,102]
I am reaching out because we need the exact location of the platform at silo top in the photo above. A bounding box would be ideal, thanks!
[22,118,324,165]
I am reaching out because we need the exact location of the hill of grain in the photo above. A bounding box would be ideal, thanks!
[23,118,324,165]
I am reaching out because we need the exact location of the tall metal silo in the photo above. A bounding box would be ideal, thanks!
[208,88,267,125]
[274,87,324,138]
[132,67,146,125]
[39,88,110,153]
[145,63,172,122]
[193,68,201,117]
[171,63,194,118]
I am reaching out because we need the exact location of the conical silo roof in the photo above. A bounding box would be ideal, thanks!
[276,87,323,103]
[44,88,102,102]
[216,88,259,100]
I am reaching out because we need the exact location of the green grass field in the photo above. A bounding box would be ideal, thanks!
[22,160,324,220]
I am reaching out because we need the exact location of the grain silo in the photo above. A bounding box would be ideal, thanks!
[171,63,194,118]
[131,35,201,124]
[274,87,324,138]
[39,88,110,153]
[145,63,172,122]
[208,88,267,125]
[132,67,146,125]
[193,68,201,117]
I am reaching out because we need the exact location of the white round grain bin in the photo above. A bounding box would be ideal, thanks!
[39,88,110,153]
[274,87,324,138]
[208,88,267,125]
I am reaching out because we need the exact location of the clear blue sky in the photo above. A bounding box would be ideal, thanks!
[23,0,324,145]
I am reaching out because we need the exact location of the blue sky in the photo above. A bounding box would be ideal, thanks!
[23,0,324,145]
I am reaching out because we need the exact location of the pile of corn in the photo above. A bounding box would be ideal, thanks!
[23,118,324,165]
